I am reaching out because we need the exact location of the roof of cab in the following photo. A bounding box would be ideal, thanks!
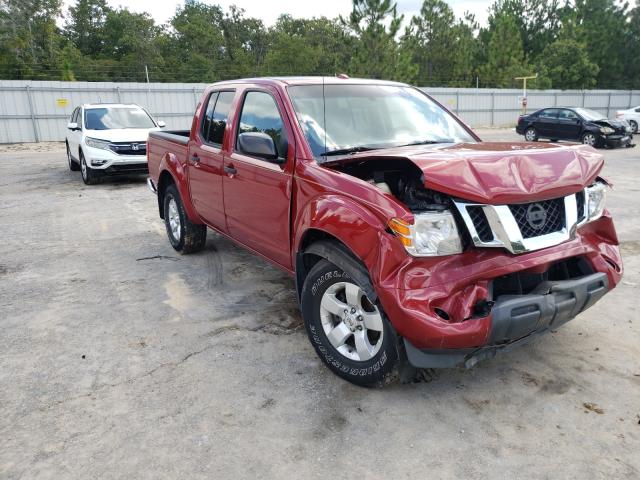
[210,76,409,88]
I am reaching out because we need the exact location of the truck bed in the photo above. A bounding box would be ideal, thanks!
[147,130,190,182]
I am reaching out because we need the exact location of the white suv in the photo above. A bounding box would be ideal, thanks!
[65,103,165,185]
[616,106,640,134]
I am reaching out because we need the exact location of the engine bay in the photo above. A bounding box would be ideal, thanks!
[328,158,450,212]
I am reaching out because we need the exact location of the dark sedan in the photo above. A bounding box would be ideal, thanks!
[516,107,634,148]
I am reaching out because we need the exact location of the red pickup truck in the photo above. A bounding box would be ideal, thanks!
[147,77,622,386]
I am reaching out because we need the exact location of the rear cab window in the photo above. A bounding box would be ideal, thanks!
[201,90,235,146]
[236,91,288,161]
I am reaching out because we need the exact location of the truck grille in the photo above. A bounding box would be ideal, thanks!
[467,206,494,242]
[454,193,580,254]
[108,142,147,156]
[508,198,565,238]
[576,190,586,223]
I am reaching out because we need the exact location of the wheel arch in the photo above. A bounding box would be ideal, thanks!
[156,152,201,224]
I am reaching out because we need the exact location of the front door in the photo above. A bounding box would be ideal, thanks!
[68,107,82,158]
[222,88,294,269]
[556,109,582,140]
[188,90,235,231]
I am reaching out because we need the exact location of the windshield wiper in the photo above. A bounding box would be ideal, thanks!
[396,139,455,147]
[321,146,376,157]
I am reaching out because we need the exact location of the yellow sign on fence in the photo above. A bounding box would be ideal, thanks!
[56,98,69,107]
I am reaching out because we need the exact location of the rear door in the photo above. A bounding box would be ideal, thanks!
[222,87,295,269]
[188,90,235,231]
[535,108,560,137]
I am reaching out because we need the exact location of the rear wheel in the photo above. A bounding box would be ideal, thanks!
[524,127,538,142]
[80,151,99,184]
[67,143,79,171]
[301,257,399,387]
[163,184,206,254]
[582,132,598,147]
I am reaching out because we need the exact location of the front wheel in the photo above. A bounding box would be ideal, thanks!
[524,127,538,142]
[582,132,598,147]
[163,184,206,254]
[67,143,79,171]
[301,258,399,387]
[80,151,99,184]
[629,120,638,134]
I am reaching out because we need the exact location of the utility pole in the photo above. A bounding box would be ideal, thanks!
[514,74,538,114]
[145,65,150,84]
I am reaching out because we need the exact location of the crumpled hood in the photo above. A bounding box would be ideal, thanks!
[328,141,604,204]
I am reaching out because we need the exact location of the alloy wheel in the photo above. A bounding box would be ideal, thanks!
[582,133,596,146]
[167,197,181,241]
[319,281,384,362]
[525,129,537,141]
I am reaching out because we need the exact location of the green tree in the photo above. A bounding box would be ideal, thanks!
[478,13,532,87]
[264,15,351,76]
[64,0,109,56]
[403,1,479,86]
[626,1,640,89]
[341,0,417,83]
[0,0,65,79]
[538,38,598,88]
[564,0,629,88]
[486,0,561,60]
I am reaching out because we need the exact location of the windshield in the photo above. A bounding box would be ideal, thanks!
[575,108,606,121]
[84,107,156,130]
[287,84,475,160]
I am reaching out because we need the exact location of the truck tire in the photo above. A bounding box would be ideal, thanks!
[80,151,100,185]
[163,184,206,254]
[300,258,399,387]
[66,143,79,171]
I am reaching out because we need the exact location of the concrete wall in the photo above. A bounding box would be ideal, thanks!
[1,80,639,143]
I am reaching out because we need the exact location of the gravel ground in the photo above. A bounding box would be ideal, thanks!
[1,130,639,479]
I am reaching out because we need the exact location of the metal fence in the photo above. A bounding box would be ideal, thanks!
[1,80,639,143]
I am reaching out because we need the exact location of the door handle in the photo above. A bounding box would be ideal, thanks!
[224,165,237,176]
[189,153,200,163]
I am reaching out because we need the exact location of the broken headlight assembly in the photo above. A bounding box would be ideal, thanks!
[583,181,608,223]
[389,211,463,256]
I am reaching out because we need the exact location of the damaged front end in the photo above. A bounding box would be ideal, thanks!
[323,144,623,368]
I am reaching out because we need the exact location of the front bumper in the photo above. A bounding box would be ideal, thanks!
[602,134,634,148]
[376,213,622,357]
[404,272,608,368]
[84,145,148,172]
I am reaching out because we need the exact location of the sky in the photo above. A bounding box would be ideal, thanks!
[61,0,492,27]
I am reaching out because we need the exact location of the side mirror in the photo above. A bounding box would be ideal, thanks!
[67,122,79,131]
[157,120,166,128]
[238,132,281,162]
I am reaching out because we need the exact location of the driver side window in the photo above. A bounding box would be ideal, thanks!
[236,91,288,161]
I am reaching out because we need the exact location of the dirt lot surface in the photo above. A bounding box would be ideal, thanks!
[1,130,639,479]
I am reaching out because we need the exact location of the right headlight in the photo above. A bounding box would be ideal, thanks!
[584,182,607,222]
[389,210,463,256]
[85,137,111,151]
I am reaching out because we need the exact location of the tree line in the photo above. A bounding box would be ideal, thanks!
[1,0,639,89]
